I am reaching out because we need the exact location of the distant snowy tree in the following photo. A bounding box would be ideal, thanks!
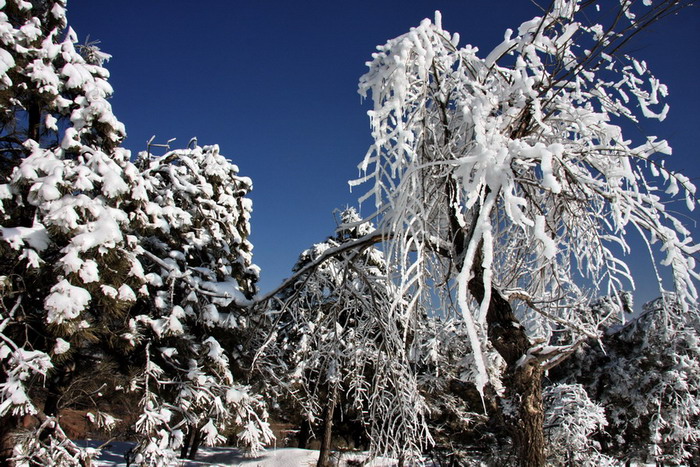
[0,0,141,464]
[349,0,698,465]
[558,295,700,464]
[256,208,431,466]
[124,143,273,465]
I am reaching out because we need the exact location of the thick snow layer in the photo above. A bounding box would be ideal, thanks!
[44,279,91,324]
[0,224,50,252]
[88,441,403,466]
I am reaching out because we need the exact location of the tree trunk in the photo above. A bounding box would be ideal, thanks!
[27,101,41,143]
[0,415,18,467]
[44,377,61,417]
[189,427,202,460]
[509,361,545,467]
[180,425,201,460]
[179,429,191,460]
[297,418,312,449]
[468,273,546,467]
[316,385,337,467]
[38,377,62,448]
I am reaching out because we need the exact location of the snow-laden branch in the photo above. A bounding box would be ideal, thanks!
[253,231,387,304]
[139,248,252,307]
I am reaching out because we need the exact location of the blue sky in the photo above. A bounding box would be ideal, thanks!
[67,1,699,303]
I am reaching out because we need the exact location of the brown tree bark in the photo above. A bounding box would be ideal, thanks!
[509,362,545,467]
[316,384,337,467]
[189,426,202,460]
[27,101,41,143]
[0,415,18,467]
[469,271,546,467]
[297,418,312,449]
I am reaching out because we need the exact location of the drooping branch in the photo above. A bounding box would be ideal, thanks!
[253,231,387,304]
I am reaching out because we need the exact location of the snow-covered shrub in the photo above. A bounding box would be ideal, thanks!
[562,296,700,464]
[9,415,99,467]
[543,383,614,466]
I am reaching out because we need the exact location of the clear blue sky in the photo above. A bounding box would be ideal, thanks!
[67,1,699,303]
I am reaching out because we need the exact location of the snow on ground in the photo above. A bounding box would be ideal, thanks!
[84,441,400,466]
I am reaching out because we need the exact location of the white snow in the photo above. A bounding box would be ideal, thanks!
[0,223,50,251]
[534,215,556,259]
[90,442,404,467]
[44,279,92,324]
[0,47,14,78]
[53,338,70,355]
[117,284,136,302]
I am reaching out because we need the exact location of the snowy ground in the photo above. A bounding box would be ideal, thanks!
[85,441,400,466]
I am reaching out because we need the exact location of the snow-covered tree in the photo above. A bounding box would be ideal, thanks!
[0,0,143,463]
[124,143,273,465]
[349,1,698,464]
[256,208,431,465]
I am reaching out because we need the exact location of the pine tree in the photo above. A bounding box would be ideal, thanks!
[0,3,273,465]
[0,0,144,464]
[542,383,613,466]
[556,295,700,464]
[125,143,272,465]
